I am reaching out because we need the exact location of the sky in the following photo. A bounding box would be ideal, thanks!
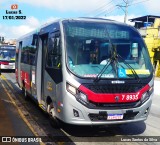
[0,0,160,40]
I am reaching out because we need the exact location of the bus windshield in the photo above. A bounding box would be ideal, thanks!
[0,46,16,61]
[63,20,153,79]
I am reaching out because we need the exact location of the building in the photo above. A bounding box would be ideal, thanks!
[130,15,160,77]
[4,39,16,45]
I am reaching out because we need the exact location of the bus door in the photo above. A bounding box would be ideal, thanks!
[43,31,62,110]
[36,33,48,105]
[30,34,38,99]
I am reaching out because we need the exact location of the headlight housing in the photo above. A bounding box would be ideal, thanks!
[66,83,88,105]
[66,83,77,95]
[141,86,154,103]
[77,91,88,105]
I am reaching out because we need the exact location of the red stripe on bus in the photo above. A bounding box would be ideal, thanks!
[79,84,150,103]
[0,61,9,65]
[21,70,31,90]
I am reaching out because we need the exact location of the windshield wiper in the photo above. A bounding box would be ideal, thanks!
[94,57,113,82]
[116,53,141,82]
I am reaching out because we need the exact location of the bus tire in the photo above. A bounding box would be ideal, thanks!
[48,105,60,129]
[49,115,60,129]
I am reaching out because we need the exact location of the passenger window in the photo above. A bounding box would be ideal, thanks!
[46,35,61,68]
[21,34,38,65]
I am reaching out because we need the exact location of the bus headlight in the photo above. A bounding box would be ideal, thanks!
[141,86,153,103]
[66,83,88,105]
[66,83,77,95]
[77,91,88,105]
[141,92,148,103]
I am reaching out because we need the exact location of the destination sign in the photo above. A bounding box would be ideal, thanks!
[67,26,129,39]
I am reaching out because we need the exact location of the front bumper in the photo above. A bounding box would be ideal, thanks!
[1,64,15,69]
[62,92,153,125]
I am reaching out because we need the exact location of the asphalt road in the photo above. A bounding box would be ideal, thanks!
[0,72,40,145]
[1,72,160,145]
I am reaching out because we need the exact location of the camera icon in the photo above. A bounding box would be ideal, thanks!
[2,137,11,142]
[11,4,18,9]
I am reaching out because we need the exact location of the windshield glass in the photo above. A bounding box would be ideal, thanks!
[63,20,153,79]
[0,46,16,61]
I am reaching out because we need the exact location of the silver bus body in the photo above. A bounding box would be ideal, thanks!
[16,18,154,125]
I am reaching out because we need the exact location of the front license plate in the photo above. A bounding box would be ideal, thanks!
[107,114,123,120]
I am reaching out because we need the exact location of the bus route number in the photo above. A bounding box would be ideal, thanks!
[122,94,138,101]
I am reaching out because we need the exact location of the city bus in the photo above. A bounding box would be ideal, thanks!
[0,44,16,70]
[16,18,154,127]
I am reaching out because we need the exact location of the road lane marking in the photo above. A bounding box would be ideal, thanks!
[1,74,14,90]
[0,76,45,145]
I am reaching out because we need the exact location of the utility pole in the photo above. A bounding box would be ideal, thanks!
[124,0,129,23]
[116,0,129,23]
[0,36,5,44]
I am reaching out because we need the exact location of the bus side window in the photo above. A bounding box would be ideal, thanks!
[46,35,61,68]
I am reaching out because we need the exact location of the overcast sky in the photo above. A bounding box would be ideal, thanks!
[0,0,160,40]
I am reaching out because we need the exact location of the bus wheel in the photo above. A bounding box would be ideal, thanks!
[48,105,60,129]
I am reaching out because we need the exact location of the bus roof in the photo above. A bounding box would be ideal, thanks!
[59,17,129,26]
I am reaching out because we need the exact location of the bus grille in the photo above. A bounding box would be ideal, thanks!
[83,83,144,93]
[88,100,141,109]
